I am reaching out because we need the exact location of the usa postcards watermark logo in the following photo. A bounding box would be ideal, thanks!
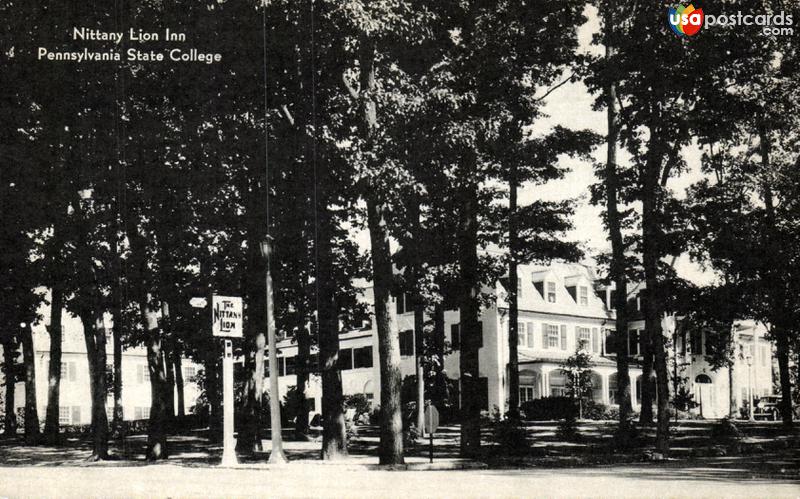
[668,4,794,37]
[668,4,704,37]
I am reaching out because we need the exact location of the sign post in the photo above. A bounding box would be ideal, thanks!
[212,296,243,467]
[423,403,439,464]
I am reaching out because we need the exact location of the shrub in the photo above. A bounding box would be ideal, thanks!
[522,397,578,421]
[344,393,373,424]
[711,417,743,442]
[556,414,581,442]
[489,409,530,456]
[403,423,420,448]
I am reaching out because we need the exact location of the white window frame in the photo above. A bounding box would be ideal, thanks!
[519,386,535,403]
[577,327,592,350]
[579,286,588,306]
[546,281,557,303]
[547,324,560,348]
[59,406,70,425]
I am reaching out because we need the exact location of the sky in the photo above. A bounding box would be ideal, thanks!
[355,5,716,286]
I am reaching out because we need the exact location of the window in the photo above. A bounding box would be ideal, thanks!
[395,293,405,315]
[546,281,557,303]
[609,290,617,310]
[337,348,353,370]
[450,324,460,350]
[628,330,640,356]
[137,364,150,384]
[477,377,489,410]
[549,372,568,397]
[605,329,616,355]
[106,406,114,421]
[690,331,703,355]
[353,346,373,369]
[278,357,286,376]
[285,356,297,376]
[184,366,197,380]
[59,406,70,425]
[516,322,525,347]
[516,278,522,296]
[577,327,592,350]
[399,330,415,357]
[61,362,77,382]
[579,286,588,306]
[533,281,544,298]
[71,406,81,425]
[134,407,150,420]
[544,324,560,349]
[525,323,534,349]
[395,293,412,315]
[520,386,535,403]
[306,398,316,412]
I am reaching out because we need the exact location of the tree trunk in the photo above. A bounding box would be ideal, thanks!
[359,33,403,465]
[603,2,632,426]
[205,349,222,441]
[112,305,124,433]
[728,361,736,418]
[80,312,109,460]
[458,180,482,458]
[414,301,426,435]
[318,211,347,460]
[295,322,311,439]
[141,297,168,460]
[173,349,185,418]
[507,176,520,420]
[239,242,266,454]
[774,329,792,426]
[20,323,40,443]
[432,304,447,409]
[642,125,670,454]
[759,125,793,428]
[2,338,17,435]
[639,347,655,425]
[44,283,64,441]
[162,316,176,427]
[367,196,405,465]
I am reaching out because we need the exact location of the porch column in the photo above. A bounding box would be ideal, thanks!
[540,369,550,398]
[601,373,610,405]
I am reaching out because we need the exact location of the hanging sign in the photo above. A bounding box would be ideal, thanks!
[211,295,243,338]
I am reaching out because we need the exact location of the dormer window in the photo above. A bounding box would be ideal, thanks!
[517,278,522,296]
[579,286,588,306]
[546,281,556,303]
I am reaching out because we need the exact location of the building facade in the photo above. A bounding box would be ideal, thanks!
[6,308,201,426]
[274,262,774,420]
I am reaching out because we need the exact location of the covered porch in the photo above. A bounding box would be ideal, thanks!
[518,361,643,409]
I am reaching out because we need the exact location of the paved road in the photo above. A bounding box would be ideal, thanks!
[0,463,797,499]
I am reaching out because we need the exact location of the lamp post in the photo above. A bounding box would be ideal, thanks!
[260,236,287,464]
[745,350,754,422]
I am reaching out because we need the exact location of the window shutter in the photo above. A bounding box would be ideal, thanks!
[560,325,567,350]
[541,324,548,350]
[137,365,144,384]
[526,323,534,348]
[592,328,599,353]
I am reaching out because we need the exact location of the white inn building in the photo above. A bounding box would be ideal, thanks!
[275,263,774,420]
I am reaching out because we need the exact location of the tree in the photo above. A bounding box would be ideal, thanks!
[560,340,595,419]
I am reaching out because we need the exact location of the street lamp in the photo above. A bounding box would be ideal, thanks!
[260,236,287,464]
[744,349,754,422]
